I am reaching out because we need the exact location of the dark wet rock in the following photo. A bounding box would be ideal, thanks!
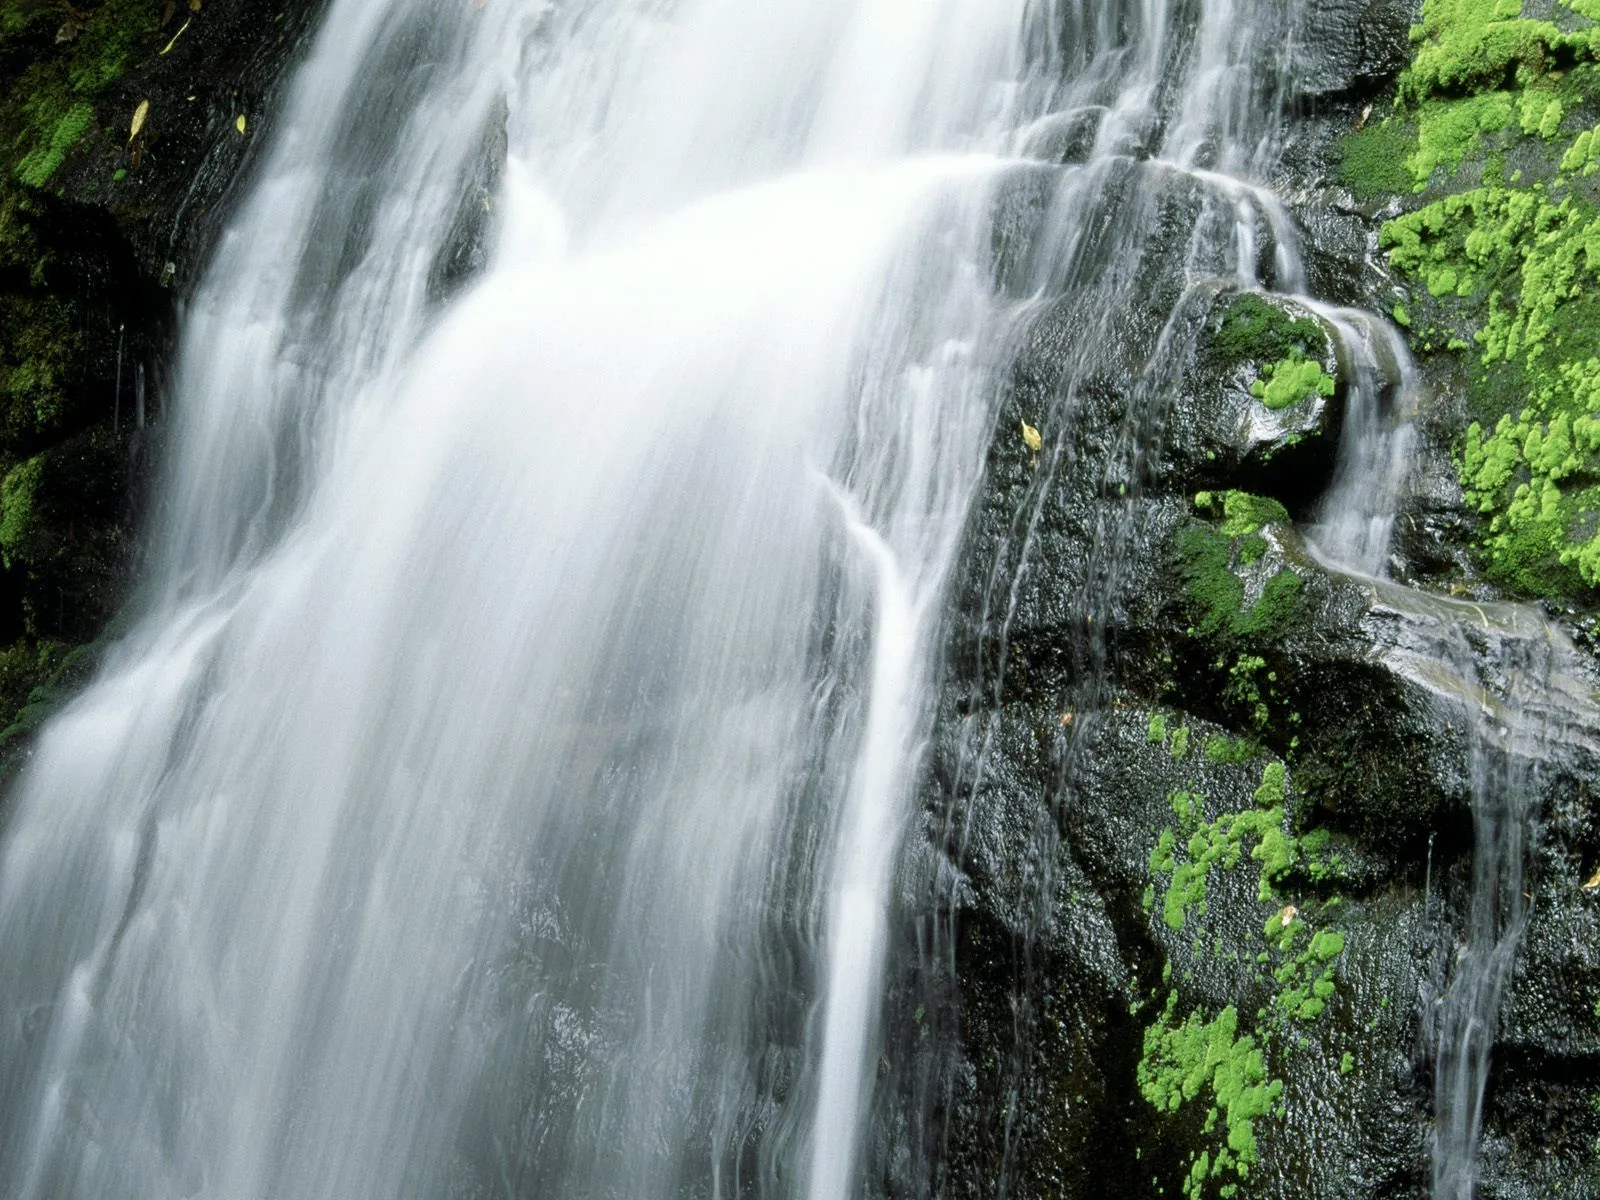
[904,5,1600,1190]
[1291,0,1419,100]
[0,0,330,743]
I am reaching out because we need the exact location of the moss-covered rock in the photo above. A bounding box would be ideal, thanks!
[1367,0,1600,602]
[0,0,327,740]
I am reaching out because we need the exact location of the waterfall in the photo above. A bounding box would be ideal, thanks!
[0,2,1049,1197]
[6,1,1590,1197]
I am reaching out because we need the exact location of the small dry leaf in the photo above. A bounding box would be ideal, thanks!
[235,114,247,135]
[1021,420,1043,453]
[1059,712,1075,728]
[159,17,190,54]
[1277,904,1299,927]
[161,0,176,24]
[1583,866,1600,890]
[55,19,83,42]
[129,99,149,143]
[188,0,202,10]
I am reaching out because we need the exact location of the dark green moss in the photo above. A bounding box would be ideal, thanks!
[1207,295,1329,374]
[1,0,162,189]
[1339,121,1420,198]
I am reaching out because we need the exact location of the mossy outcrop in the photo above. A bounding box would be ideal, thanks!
[884,3,1600,1198]
[0,0,324,754]
[1345,0,1600,600]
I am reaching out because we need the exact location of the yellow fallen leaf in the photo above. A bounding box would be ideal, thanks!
[159,17,190,54]
[1583,866,1600,890]
[235,114,247,135]
[188,0,202,10]
[1277,904,1299,927]
[1021,420,1043,453]
[129,99,149,142]
[1059,712,1075,728]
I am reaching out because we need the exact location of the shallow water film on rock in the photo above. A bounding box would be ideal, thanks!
[1,0,1599,1197]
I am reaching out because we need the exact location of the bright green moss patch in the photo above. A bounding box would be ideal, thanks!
[1251,354,1337,411]
[1383,185,1600,592]
[1378,0,1600,597]
[1142,760,1348,1196]
[1149,764,1296,932]
[1171,725,1192,759]
[15,103,93,190]
[1399,1,1576,105]
[1193,490,1291,538]
[1204,735,1260,765]
[1139,996,1282,1200]
[1407,92,1517,187]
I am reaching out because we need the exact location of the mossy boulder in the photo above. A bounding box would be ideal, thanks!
[1168,290,1348,513]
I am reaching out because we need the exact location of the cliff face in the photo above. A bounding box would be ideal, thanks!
[892,3,1600,1198]
[0,0,324,750]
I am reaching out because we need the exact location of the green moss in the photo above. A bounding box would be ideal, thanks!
[2,0,162,189]
[1408,92,1518,187]
[1399,0,1577,105]
[1340,121,1420,198]
[1209,295,1329,372]
[0,452,42,563]
[1175,499,1304,644]
[1142,761,1348,1196]
[1171,725,1192,759]
[1205,735,1260,765]
[1138,996,1283,1199]
[1234,571,1304,639]
[15,103,93,190]
[1250,354,1337,411]
[1375,0,1600,598]
[1150,712,1170,743]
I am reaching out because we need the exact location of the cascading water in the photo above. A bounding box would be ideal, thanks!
[0,2,1057,1198]
[2,2,1591,1198]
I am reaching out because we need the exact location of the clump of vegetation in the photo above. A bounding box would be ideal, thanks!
[1372,0,1600,597]
[1141,761,1349,1197]
[1208,294,1330,374]
[1,0,161,189]
[1250,354,1337,411]
[1139,997,1281,1200]
[1149,764,1296,930]
[1174,493,1305,641]
[1340,121,1420,198]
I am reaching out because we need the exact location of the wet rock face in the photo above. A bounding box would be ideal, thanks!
[1291,0,1419,99]
[898,1,1600,1197]
[0,0,328,743]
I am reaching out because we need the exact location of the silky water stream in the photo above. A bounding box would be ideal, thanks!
[0,2,1047,1198]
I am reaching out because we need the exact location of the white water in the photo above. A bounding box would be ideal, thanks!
[0,2,1047,1197]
